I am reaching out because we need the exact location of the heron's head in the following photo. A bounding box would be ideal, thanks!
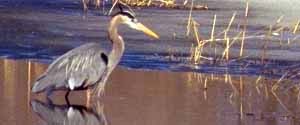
[113,11,159,39]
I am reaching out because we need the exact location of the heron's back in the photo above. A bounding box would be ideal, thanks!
[32,43,108,93]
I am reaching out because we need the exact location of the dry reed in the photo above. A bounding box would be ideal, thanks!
[239,1,249,57]
[186,0,194,36]
[293,20,300,34]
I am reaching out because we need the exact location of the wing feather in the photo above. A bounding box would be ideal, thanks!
[32,43,108,93]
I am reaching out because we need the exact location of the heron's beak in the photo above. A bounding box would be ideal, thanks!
[136,23,159,39]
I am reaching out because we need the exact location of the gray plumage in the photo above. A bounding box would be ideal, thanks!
[31,9,159,96]
[31,43,108,93]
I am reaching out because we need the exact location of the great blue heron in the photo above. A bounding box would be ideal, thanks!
[31,8,159,97]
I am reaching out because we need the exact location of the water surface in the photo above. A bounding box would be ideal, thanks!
[0,59,299,125]
[1,0,300,124]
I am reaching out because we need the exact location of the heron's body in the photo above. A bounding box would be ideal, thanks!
[31,8,159,96]
[32,43,108,92]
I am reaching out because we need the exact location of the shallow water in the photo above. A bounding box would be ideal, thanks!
[1,0,300,124]
[0,59,299,125]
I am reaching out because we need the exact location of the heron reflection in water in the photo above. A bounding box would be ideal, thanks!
[31,99,107,125]
[31,5,159,97]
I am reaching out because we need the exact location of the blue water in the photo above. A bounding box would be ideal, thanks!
[1,41,297,79]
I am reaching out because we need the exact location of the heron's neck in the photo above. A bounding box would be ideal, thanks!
[108,16,125,70]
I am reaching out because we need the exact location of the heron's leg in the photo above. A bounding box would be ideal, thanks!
[94,81,105,97]
[92,83,104,98]
[86,89,91,107]
[98,86,105,97]
[65,90,71,106]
